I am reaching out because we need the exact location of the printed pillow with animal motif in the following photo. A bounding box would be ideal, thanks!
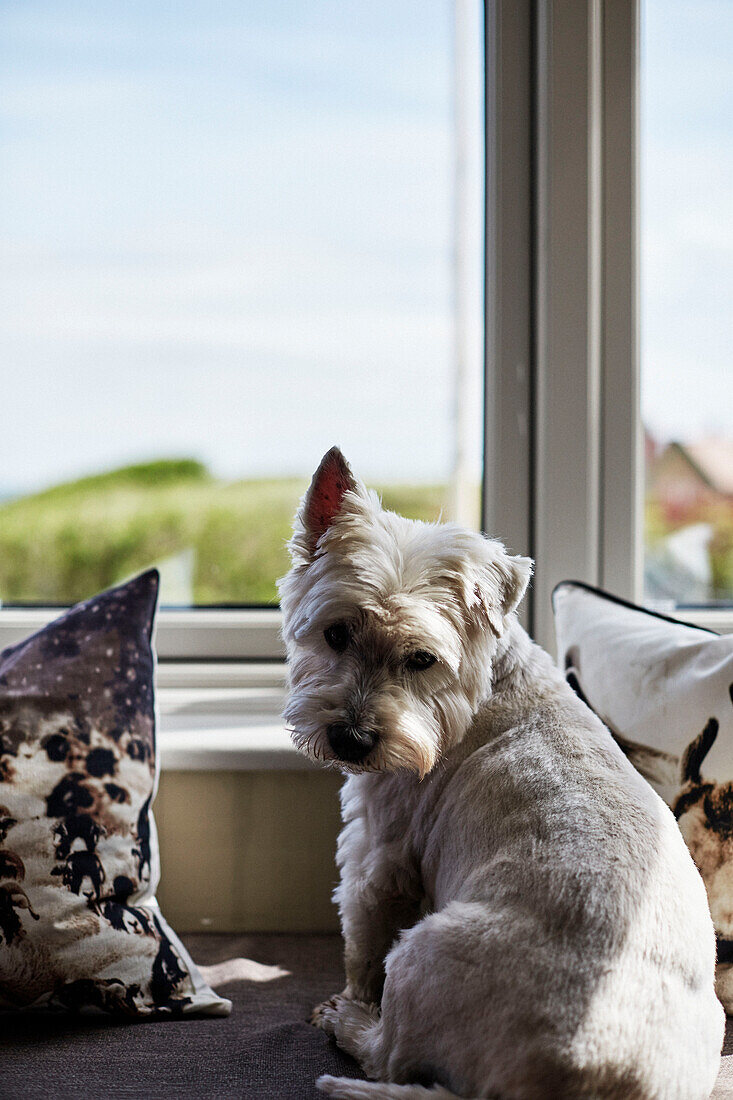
[0,569,230,1018]
[553,580,733,1012]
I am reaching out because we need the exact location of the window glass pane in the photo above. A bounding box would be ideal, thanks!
[0,1,484,607]
[641,0,733,607]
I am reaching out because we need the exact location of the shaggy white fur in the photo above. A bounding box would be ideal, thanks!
[278,448,725,1100]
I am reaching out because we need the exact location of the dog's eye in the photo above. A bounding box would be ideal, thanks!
[324,622,350,653]
[405,651,436,672]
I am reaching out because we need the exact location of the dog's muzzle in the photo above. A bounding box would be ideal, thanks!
[326,723,378,763]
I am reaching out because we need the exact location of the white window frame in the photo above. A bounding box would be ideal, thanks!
[485,0,732,653]
[0,0,729,670]
[0,607,285,663]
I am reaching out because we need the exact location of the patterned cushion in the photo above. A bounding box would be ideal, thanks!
[553,580,733,1010]
[0,570,230,1018]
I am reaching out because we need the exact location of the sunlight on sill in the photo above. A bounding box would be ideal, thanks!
[198,958,290,986]
[158,712,314,772]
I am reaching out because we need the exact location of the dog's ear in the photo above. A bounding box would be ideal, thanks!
[293,447,361,558]
[474,546,533,638]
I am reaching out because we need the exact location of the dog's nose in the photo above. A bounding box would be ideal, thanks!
[326,723,378,763]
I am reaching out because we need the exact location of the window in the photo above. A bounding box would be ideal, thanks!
[0,1,484,659]
[5,1,728,668]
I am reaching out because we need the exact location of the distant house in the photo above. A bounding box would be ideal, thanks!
[647,437,733,527]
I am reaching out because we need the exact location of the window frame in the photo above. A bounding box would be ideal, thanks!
[484,0,732,652]
[0,607,285,662]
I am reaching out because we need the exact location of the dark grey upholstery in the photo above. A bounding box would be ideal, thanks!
[2,933,732,1099]
[0,934,360,1100]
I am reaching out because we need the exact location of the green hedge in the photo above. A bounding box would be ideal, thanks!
[0,461,447,606]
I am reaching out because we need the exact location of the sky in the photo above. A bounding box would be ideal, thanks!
[640,0,733,444]
[0,0,730,496]
[0,0,483,494]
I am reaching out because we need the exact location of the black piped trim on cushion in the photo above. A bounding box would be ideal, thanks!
[551,578,718,636]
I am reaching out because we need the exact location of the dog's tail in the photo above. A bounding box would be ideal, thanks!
[317,1076,467,1099]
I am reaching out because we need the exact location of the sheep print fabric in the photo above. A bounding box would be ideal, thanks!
[0,569,230,1018]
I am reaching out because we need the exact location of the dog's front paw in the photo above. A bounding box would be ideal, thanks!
[310,995,342,1034]
[311,994,381,1039]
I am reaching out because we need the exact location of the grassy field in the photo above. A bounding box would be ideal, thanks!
[0,460,448,606]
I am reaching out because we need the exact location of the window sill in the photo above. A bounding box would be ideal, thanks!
[158,718,313,771]
[157,673,315,772]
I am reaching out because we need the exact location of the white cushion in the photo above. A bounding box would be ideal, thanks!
[553,580,733,1008]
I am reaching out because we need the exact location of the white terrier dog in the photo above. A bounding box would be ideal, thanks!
[278,448,724,1100]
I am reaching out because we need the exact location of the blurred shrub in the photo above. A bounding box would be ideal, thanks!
[0,460,447,606]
